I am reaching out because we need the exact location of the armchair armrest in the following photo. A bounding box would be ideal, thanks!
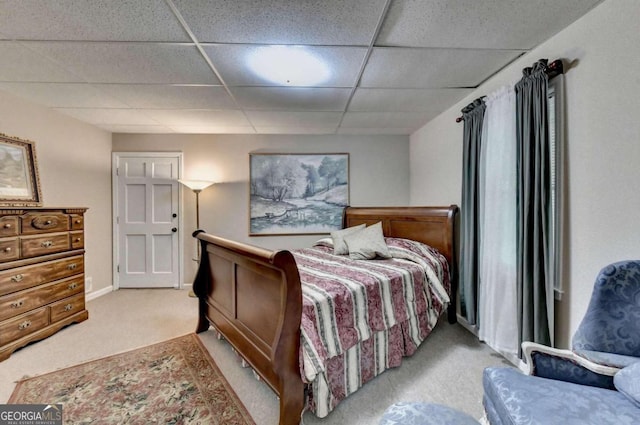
[522,341,620,389]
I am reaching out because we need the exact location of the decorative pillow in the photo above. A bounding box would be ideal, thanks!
[313,237,334,248]
[614,361,640,408]
[330,224,365,255]
[343,222,391,260]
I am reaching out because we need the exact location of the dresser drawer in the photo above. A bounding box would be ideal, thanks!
[0,285,43,322]
[70,231,84,249]
[0,238,19,263]
[20,233,70,258]
[0,275,83,322]
[0,307,49,346]
[47,275,84,305]
[0,255,84,296]
[50,293,85,323]
[21,213,70,235]
[70,214,84,230]
[0,217,19,237]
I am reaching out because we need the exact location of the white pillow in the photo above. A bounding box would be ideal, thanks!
[313,237,334,248]
[331,224,366,255]
[343,222,391,260]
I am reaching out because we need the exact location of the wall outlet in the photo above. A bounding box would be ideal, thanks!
[85,277,93,293]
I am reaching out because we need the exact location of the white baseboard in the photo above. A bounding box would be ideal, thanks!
[86,285,113,302]
[87,284,191,300]
[455,314,479,336]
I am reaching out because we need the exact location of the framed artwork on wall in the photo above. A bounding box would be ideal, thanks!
[249,153,349,235]
[0,134,43,207]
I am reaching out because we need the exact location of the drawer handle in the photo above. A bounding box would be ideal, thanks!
[3,223,11,229]
[18,320,31,330]
[75,219,82,224]
[11,300,24,308]
[11,274,24,282]
[3,247,11,253]
[41,240,54,248]
[64,304,74,312]
[45,220,52,225]
[74,238,81,242]
[67,264,77,270]
[68,283,78,290]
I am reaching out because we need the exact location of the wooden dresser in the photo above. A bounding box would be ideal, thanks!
[0,207,88,361]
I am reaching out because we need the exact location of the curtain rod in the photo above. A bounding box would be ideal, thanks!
[455,59,564,123]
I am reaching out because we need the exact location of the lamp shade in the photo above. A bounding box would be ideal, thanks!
[178,179,214,191]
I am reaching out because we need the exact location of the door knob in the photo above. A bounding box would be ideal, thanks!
[171,227,177,232]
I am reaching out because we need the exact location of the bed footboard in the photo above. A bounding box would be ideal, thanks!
[193,231,304,425]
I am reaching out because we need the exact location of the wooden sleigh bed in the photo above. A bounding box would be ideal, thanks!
[192,205,459,425]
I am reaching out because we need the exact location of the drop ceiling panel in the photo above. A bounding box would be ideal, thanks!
[254,127,339,135]
[203,45,367,87]
[360,47,524,88]
[341,112,432,130]
[142,109,251,127]
[93,84,236,109]
[337,127,414,135]
[0,82,129,108]
[54,108,161,126]
[24,42,220,84]
[172,0,388,45]
[245,111,342,128]
[167,125,256,134]
[377,0,603,49]
[0,0,189,42]
[97,124,173,133]
[231,87,351,111]
[0,42,82,82]
[349,88,472,112]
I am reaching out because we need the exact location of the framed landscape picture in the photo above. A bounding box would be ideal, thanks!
[0,134,42,207]
[249,153,349,235]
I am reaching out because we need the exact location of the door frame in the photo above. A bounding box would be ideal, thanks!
[112,152,184,290]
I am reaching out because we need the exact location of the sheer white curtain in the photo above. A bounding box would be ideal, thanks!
[478,85,518,356]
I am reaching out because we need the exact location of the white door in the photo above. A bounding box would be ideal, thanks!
[113,153,182,288]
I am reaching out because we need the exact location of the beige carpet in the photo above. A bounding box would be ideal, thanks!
[0,288,510,424]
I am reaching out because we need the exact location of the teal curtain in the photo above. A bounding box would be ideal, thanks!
[460,98,485,325]
[515,59,553,350]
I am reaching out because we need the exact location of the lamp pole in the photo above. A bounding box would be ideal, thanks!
[194,189,202,230]
[178,180,214,297]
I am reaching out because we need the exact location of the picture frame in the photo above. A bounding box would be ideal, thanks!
[250,153,349,235]
[0,134,43,207]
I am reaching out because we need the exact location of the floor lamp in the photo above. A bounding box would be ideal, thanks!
[178,179,214,297]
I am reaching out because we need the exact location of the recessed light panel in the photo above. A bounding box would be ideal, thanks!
[247,46,331,86]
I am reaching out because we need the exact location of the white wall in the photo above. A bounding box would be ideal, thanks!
[112,133,410,281]
[410,0,640,348]
[0,90,113,295]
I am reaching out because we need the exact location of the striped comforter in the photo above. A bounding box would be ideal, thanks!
[292,237,451,417]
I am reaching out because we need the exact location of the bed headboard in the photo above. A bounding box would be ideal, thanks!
[343,205,459,271]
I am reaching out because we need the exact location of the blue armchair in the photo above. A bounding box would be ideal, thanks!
[483,260,640,424]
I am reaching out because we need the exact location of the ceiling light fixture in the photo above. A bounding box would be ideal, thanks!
[247,46,331,86]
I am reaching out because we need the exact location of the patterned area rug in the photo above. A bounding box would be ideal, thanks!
[9,334,255,425]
